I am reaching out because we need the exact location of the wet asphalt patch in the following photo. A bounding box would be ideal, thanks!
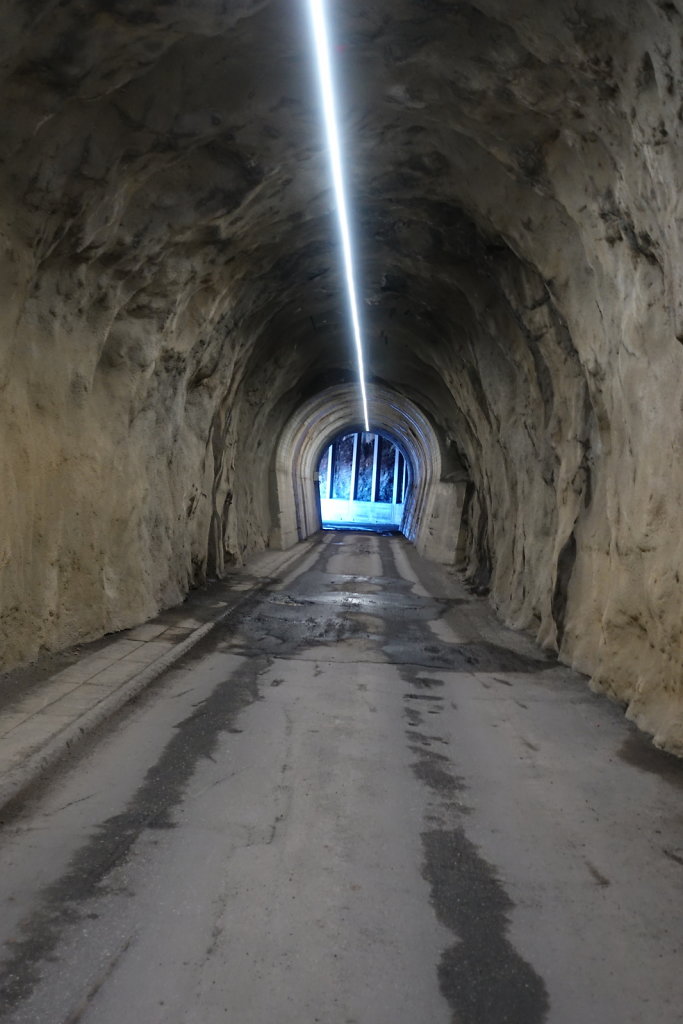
[618,730,683,791]
[409,745,468,804]
[413,676,445,689]
[383,637,550,673]
[224,569,549,677]
[0,657,268,1015]
[422,829,550,1024]
[230,535,551,1020]
[373,539,550,1023]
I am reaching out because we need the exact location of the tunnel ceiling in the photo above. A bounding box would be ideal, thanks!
[2,2,682,750]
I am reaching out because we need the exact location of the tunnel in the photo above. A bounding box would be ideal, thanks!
[0,1,682,755]
[1,3,683,1019]
[274,383,467,562]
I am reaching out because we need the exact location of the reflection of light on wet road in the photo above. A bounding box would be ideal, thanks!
[342,595,377,609]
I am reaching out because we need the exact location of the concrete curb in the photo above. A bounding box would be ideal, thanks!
[0,539,317,817]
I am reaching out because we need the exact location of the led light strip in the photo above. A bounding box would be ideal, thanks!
[307,0,370,432]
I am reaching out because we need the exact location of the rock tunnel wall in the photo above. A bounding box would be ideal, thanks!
[0,1,682,751]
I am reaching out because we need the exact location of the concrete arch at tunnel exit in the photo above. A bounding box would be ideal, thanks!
[272,383,470,565]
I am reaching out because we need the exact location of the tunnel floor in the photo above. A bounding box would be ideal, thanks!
[0,533,682,1023]
[322,522,403,534]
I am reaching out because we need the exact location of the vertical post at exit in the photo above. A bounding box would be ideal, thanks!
[350,431,359,504]
[392,445,400,506]
[325,444,333,500]
[371,433,380,503]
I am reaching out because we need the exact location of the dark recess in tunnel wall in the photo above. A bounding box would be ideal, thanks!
[467,496,492,598]
[551,532,577,651]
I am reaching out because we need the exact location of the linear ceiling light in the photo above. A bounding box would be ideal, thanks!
[306,0,370,432]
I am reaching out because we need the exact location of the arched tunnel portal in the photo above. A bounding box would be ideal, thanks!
[273,383,469,564]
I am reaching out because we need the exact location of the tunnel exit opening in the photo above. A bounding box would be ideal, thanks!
[318,430,410,533]
[273,383,469,565]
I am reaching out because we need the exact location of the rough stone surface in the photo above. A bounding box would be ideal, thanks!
[0,1,682,750]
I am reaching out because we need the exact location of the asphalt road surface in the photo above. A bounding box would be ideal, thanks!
[1,532,682,1024]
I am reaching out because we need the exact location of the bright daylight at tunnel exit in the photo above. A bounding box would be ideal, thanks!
[0,2,682,1023]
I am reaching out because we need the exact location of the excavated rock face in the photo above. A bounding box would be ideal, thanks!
[1,1,682,749]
